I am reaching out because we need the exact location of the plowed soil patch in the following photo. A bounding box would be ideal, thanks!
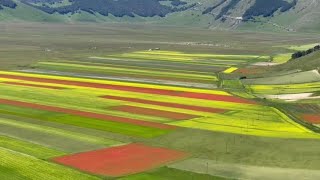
[112,105,199,120]
[2,82,65,89]
[0,98,176,130]
[302,114,320,124]
[102,95,227,113]
[53,143,189,177]
[0,74,255,104]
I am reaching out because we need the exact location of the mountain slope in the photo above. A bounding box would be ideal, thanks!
[0,0,319,32]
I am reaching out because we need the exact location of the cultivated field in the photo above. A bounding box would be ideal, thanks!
[1,23,320,179]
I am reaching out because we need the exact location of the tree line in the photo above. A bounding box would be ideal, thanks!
[0,0,17,9]
[291,45,320,59]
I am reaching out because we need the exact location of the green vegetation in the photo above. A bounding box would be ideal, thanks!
[246,82,320,95]
[121,167,229,180]
[291,44,320,59]
[0,116,120,152]
[243,70,320,85]
[1,23,320,179]
[272,53,292,64]
[1,0,320,33]
[0,104,170,138]
[286,43,320,51]
[105,50,270,63]
[30,0,73,8]
[0,135,65,159]
[0,148,99,180]
[34,61,218,83]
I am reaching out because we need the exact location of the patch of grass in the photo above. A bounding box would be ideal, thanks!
[243,70,320,85]
[0,116,120,152]
[222,80,244,89]
[120,166,229,180]
[0,135,65,159]
[287,43,320,51]
[0,148,100,180]
[272,53,292,64]
[246,82,320,95]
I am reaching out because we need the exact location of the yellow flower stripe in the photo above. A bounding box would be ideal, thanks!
[135,50,268,60]
[0,71,230,96]
[169,119,319,138]
[0,81,260,111]
[0,78,318,139]
[223,67,238,74]
[55,60,213,75]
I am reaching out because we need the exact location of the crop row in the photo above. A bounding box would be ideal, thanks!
[0,71,229,95]
[0,116,121,152]
[34,62,218,83]
[0,71,316,139]
[0,147,99,180]
[108,50,269,62]
[0,135,65,159]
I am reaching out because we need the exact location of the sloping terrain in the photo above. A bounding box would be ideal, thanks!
[22,0,196,17]
[0,0,319,32]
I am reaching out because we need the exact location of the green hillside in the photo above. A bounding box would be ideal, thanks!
[0,0,319,32]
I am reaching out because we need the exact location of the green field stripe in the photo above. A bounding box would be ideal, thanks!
[36,62,218,81]
[0,117,108,153]
[95,55,231,67]
[0,104,171,138]
[120,167,227,180]
[0,135,65,159]
[44,60,217,75]
[34,64,215,84]
[0,116,121,147]
[0,148,100,180]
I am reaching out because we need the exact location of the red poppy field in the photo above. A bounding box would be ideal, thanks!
[53,143,189,177]
[302,114,320,124]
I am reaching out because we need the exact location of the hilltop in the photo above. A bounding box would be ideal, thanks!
[0,0,320,32]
